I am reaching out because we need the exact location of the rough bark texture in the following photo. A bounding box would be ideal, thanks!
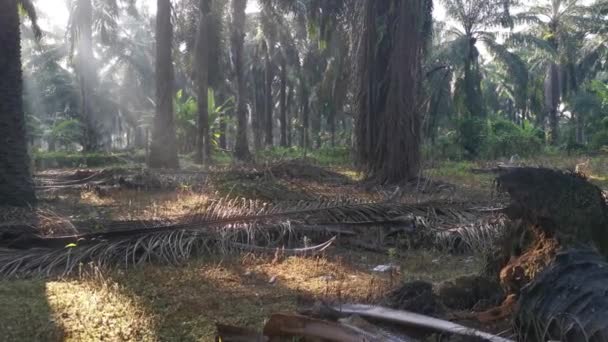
[231,0,251,161]
[149,0,179,169]
[355,0,423,183]
[0,0,36,206]
[279,59,288,147]
[544,63,560,145]
[516,249,608,342]
[264,43,274,147]
[286,84,293,147]
[194,0,211,164]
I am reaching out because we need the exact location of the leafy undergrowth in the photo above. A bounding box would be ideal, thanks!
[0,251,483,341]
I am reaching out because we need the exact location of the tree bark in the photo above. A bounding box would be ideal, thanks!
[279,59,288,147]
[264,42,274,147]
[0,0,36,206]
[545,63,560,145]
[149,0,179,169]
[355,0,424,183]
[194,0,211,164]
[231,0,251,161]
[285,83,293,147]
[76,0,97,151]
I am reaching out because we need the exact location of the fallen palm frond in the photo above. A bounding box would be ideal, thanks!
[0,199,498,278]
[332,304,514,342]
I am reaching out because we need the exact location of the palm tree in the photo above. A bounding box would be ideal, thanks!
[68,0,97,150]
[149,0,179,168]
[438,0,516,119]
[0,0,40,206]
[355,0,433,183]
[231,0,252,161]
[194,0,211,164]
[509,0,607,145]
[68,0,132,150]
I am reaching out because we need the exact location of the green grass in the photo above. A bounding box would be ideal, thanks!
[255,146,351,166]
[33,150,146,170]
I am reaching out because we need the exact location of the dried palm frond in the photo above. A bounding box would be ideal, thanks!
[0,199,497,278]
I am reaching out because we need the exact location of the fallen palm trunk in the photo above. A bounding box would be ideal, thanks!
[515,249,608,341]
[492,168,608,341]
[332,304,514,342]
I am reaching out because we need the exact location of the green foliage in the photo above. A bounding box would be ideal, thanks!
[256,146,351,166]
[457,116,485,158]
[174,89,235,154]
[50,119,84,149]
[33,151,145,169]
[482,118,543,159]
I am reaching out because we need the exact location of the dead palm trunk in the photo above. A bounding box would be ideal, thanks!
[149,0,179,168]
[194,0,211,164]
[0,0,36,206]
[279,59,288,147]
[231,0,251,161]
[544,62,560,145]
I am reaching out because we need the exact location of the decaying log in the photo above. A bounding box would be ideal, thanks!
[515,249,608,342]
[492,168,608,341]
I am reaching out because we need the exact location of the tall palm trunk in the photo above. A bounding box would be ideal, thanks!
[194,0,211,164]
[286,83,293,147]
[545,62,560,145]
[75,0,97,151]
[279,59,288,147]
[252,68,264,151]
[231,0,251,161]
[355,0,426,183]
[264,44,274,147]
[464,37,483,118]
[149,0,179,168]
[0,0,36,206]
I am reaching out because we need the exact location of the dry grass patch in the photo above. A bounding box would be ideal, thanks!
[45,278,157,342]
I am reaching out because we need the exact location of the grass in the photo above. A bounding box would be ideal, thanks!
[33,150,146,169]
[0,249,483,341]
[7,150,608,341]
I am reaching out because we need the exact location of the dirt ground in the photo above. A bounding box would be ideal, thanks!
[1,156,606,341]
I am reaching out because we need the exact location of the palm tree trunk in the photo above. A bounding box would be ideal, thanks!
[252,69,264,151]
[149,0,179,168]
[279,59,288,147]
[231,0,251,161]
[264,45,274,147]
[545,63,560,145]
[76,0,97,151]
[285,85,294,147]
[355,0,424,183]
[0,0,36,206]
[195,0,211,164]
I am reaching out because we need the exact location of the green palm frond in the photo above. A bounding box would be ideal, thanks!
[507,33,558,58]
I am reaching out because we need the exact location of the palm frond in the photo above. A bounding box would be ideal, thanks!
[506,33,557,59]
[0,200,502,278]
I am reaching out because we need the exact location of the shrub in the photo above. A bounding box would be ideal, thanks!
[481,118,543,159]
